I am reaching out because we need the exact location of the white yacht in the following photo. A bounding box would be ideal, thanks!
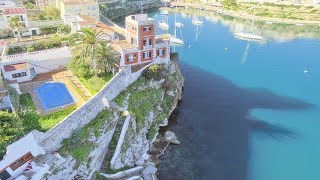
[170,7,184,45]
[162,10,168,16]
[234,3,264,42]
[192,17,203,25]
[159,20,169,30]
[170,35,184,44]
[175,22,184,28]
[234,32,263,41]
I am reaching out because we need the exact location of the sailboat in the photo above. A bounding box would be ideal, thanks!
[175,22,184,28]
[234,4,263,41]
[234,32,263,41]
[162,1,169,15]
[192,17,203,25]
[162,10,169,16]
[170,7,184,45]
[159,13,169,30]
[159,20,169,30]
[194,23,201,41]
[192,8,203,25]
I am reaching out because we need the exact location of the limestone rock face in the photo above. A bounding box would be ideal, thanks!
[109,63,184,172]
[164,131,180,145]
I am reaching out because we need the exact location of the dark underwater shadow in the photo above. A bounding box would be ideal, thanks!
[157,62,313,180]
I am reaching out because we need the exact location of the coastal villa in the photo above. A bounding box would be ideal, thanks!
[114,14,170,70]
[56,0,100,21]
[0,7,41,37]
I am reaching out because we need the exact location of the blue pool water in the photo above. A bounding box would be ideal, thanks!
[144,10,320,180]
[35,82,76,111]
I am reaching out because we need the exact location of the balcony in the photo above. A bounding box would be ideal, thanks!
[143,45,153,50]
[154,41,167,48]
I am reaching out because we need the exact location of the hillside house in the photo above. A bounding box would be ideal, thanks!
[0,132,46,180]
[114,14,170,70]
[0,7,41,37]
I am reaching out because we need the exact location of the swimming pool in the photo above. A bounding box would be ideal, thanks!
[35,82,76,111]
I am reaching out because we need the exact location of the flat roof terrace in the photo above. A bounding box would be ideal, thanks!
[125,14,155,25]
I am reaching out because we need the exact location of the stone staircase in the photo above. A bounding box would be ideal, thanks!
[67,76,92,100]
[100,116,127,173]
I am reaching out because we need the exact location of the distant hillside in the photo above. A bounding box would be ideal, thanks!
[99,0,162,19]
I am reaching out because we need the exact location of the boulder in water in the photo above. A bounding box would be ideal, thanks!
[164,131,180,145]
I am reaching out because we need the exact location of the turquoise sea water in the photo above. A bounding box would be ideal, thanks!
[144,10,320,180]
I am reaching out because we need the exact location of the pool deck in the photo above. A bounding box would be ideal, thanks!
[19,69,92,115]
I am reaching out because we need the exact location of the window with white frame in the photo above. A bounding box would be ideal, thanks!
[12,72,27,78]
[143,26,151,32]
[127,54,135,62]
[143,51,152,59]
[131,38,137,45]
[158,49,165,57]
[144,38,151,46]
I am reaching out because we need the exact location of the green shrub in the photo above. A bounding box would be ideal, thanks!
[57,25,71,35]
[0,111,24,158]
[7,46,24,55]
[142,64,166,80]
[24,2,37,9]
[40,25,59,34]
[60,110,112,163]
[87,76,107,93]
[170,52,179,61]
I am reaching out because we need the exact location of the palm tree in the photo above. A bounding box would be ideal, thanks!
[69,28,110,77]
[95,42,117,75]
[8,16,25,41]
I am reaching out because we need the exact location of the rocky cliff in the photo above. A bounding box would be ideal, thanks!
[108,62,183,172]
[43,62,183,179]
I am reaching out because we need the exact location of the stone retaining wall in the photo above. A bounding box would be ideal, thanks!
[36,67,143,152]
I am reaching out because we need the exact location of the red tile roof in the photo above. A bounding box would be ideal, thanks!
[3,62,28,72]
[0,41,6,46]
[3,7,27,15]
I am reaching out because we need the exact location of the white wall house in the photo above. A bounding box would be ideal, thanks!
[0,0,15,10]
[0,132,45,180]
[2,7,29,28]
[1,7,41,37]
[1,61,35,83]
[0,47,72,93]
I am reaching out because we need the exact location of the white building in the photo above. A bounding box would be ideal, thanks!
[0,132,46,180]
[0,7,41,37]
[0,0,15,10]
[0,47,72,93]
[1,61,36,83]
[2,7,29,28]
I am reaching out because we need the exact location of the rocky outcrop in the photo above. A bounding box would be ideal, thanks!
[164,131,180,145]
[104,62,184,177]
